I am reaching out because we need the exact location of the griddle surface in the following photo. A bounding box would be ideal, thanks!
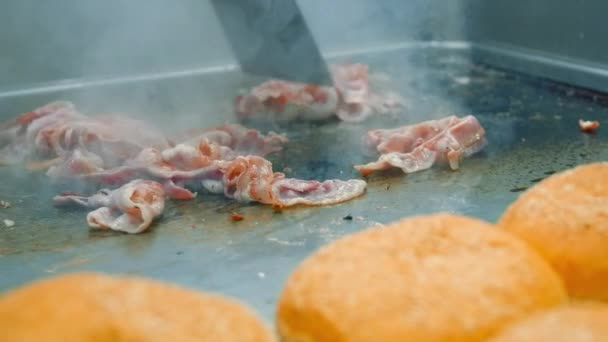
[1,47,607,321]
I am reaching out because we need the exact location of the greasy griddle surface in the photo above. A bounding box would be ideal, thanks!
[1,48,607,321]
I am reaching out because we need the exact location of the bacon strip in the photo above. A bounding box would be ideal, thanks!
[62,152,367,208]
[173,123,288,155]
[0,101,170,169]
[355,115,486,175]
[217,156,367,207]
[53,179,165,234]
[235,63,404,122]
[6,101,369,234]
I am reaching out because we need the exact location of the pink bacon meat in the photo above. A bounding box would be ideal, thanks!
[46,124,289,197]
[170,123,289,159]
[355,115,486,176]
[53,179,165,234]
[235,63,404,122]
[0,101,82,164]
[0,101,171,169]
[69,151,367,208]
[218,156,367,207]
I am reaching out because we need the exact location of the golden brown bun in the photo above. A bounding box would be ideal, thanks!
[277,213,566,342]
[0,272,273,342]
[487,303,608,342]
[499,162,608,301]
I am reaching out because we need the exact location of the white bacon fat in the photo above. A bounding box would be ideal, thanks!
[355,115,487,175]
[52,179,165,234]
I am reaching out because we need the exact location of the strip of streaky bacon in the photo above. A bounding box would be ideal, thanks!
[0,101,81,164]
[235,63,404,122]
[1,101,172,169]
[217,156,367,207]
[52,179,165,234]
[354,115,486,176]
[45,123,288,191]
[45,129,287,200]
[172,123,289,157]
[59,150,367,208]
[235,81,340,121]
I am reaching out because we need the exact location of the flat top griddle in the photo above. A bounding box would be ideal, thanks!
[1,46,607,322]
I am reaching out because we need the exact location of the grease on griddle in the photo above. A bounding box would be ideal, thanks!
[530,177,545,183]
[544,170,556,175]
[509,187,528,193]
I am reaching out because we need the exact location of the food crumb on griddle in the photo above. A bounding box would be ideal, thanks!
[0,200,10,208]
[579,119,600,132]
[3,219,15,227]
[230,212,244,221]
[343,215,353,221]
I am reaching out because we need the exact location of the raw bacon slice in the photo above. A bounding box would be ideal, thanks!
[272,178,368,207]
[361,115,464,157]
[235,63,404,122]
[1,101,171,171]
[46,149,105,179]
[0,101,82,164]
[32,114,170,164]
[355,115,486,175]
[53,179,165,234]
[218,156,367,207]
[175,123,289,157]
[235,81,340,121]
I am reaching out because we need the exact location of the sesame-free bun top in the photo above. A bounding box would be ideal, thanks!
[499,162,608,301]
[487,303,608,342]
[277,213,566,342]
[0,272,273,342]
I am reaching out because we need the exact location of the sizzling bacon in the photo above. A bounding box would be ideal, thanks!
[63,152,367,208]
[579,119,600,132]
[6,100,369,234]
[355,115,486,175]
[217,156,367,207]
[235,63,404,122]
[170,124,288,161]
[0,101,170,168]
[235,81,340,121]
[52,179,165,234]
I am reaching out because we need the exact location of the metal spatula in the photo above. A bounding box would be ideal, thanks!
[210,0,333,85]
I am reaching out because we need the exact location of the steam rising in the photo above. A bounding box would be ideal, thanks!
[0,0,479,206]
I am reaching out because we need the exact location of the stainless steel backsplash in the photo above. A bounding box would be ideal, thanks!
[0,0,464,91]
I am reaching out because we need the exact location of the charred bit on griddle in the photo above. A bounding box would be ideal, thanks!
[230,212,245,221]
[343,214,353,221]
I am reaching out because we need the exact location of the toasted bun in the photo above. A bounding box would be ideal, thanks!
[499,162,608,301]
[0,272,273,342]
[487,303,608,342]
[277,213,566,342]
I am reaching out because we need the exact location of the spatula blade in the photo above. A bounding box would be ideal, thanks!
[211,0,333,85]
